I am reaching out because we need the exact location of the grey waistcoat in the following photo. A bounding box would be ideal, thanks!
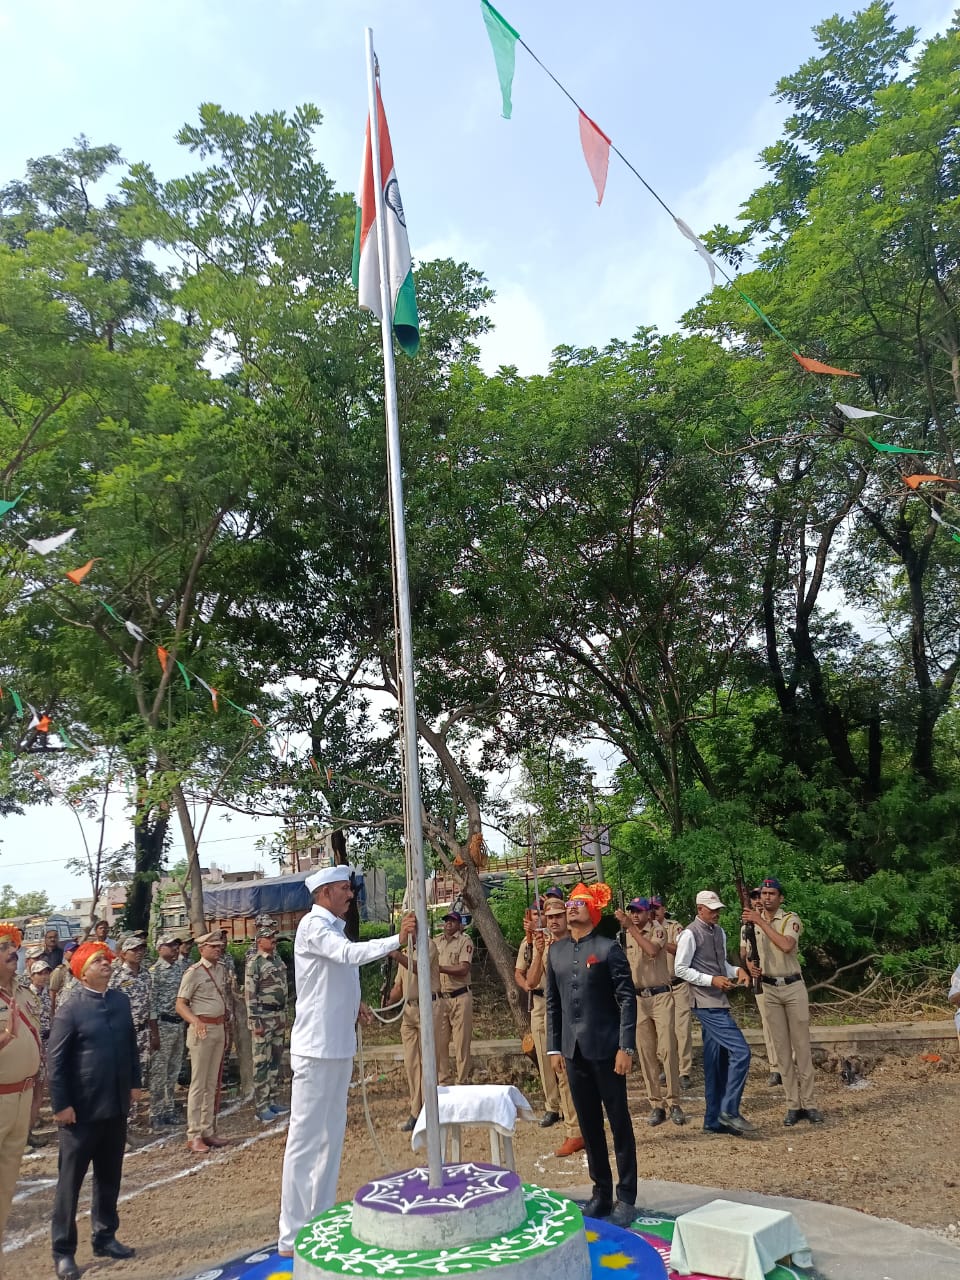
[685,916,731,1010]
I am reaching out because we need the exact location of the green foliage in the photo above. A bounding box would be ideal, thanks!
[487,878,529,949]
[0,885,54,917]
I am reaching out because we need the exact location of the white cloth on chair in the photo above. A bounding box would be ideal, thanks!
[411,1084,534,1149]
[670,1199,812,1280]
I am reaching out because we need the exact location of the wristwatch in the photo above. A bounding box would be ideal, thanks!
[620,1047,634,1055]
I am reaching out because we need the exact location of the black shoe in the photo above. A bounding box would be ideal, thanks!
[767,1071,782,1087]
[539,1110,561,1128]
[719,1111,757,1134]
[399,1115,417,1133]
[608,1200,637,1229]
[93,1238,135,1259]
[783,1109,803,1127]
[647,1107,667,1127]
[582,1193,613,1219]
[670,1105,686,1126]
[54,1257,80,1280]
[805,1108,824,1124]
[679,1074,692,1090]
[703,1122,742,1136]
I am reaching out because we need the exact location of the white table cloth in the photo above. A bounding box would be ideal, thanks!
[411,1084,535,1149]
[669,1199,812,1280]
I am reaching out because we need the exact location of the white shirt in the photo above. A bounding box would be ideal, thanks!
[674,924,739,987]
[289,904,400,1059]
[949,964,960,1033]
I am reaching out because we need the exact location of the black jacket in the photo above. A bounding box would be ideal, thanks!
[47,986,141,1121]
[546,929,636,1060]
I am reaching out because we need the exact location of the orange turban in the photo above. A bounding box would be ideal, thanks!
[0,922,22,950]
[567,882,613,926]
[70,940,114,979]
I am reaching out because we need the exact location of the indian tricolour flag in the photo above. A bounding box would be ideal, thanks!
[352,84,419,357]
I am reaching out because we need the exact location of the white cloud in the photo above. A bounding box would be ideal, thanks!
[477,281,554,376]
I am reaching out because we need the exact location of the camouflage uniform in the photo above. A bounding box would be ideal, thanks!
[150,943,187,1123]
[245,932,288,1114]
[109,954,153,1086]
[50,964,80,1016]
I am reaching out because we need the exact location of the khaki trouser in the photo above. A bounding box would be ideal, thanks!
[436,990,472,1085]
[0,1086,32,1273]
[530,998,580,1138]
[762,980,815,1109]
[669,981,693,1078]
[401,1000,442,1117]
[186,1022,225,1140]
[755,990,781,1072]
[637,990,680,1107]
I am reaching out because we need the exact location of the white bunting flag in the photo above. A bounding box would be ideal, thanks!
[26,528,76,556]
[674,217,716,287]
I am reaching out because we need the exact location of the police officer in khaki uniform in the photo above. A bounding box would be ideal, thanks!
[176,932,231,1153]
[739,888,781,1086]
[0,923,41,1261]
[515,897,584,1156]
[741,877,822,1126]
[651,897,693,1090]
[389,926,442,1130]
[616,898,685,1127]
[435,911,473,1084]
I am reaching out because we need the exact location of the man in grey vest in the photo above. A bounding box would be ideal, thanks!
[675,890,754,1136]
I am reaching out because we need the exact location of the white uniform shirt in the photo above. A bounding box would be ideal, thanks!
[289,904,400,1060]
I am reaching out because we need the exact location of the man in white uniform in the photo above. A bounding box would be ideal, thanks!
[277,866,415,1256]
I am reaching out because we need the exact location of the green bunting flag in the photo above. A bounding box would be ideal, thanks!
[867,437,936,456]
[481,0,520,118]
[9,690,23,718]
[176,661,191,690]
[0,490,27,521]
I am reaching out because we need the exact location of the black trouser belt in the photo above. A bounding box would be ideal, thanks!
[761,974,803,986]
[529,988,544,997]
[443,987,469,998]
[635,984,671,997]
[408,994,440,1004]
[255,1005,284,1012]
[671,977,684,987]
[159,1013,182,1023]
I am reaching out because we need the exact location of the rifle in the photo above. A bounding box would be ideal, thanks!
[732,854,763,995]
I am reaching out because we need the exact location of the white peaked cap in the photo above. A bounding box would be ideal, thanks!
[305,865,351,895]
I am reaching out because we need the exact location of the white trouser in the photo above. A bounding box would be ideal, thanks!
[278,1054,353,1252]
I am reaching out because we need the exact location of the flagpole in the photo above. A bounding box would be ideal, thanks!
[364,27,443,1190]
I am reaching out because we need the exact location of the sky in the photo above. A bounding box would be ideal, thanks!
[0,0,954,907]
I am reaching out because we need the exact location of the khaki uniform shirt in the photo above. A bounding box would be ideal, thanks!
[437,932,473,993]
[399,940,441,1006]
[177,958,229,1019]
[515,936,549,1010]
[624,921,670,989]
[755,907,803,979]
[0,986,42,1084]
[662,919,682,978]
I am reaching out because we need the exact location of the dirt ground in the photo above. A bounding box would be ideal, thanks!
[7,1044,959,1279]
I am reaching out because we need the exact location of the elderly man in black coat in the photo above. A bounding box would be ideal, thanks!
[47,940,142,1280]
[546,882,638,1228]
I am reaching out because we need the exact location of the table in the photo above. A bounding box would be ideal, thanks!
[411,1084,535,1171]
[669,1199,813,1280]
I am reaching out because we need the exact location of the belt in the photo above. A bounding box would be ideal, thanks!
[159,1012,182,1024]
[0,1076,35,1095]
[257,1004,284,1011]
[761,974,803,987]
[197,1014,226,1025]
[671,977,684,987]
[408,994,440,1005]
[442,987,469,999]
[529,988,544,997]
[635,984,671,997]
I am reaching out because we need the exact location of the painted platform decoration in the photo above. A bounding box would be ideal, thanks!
[179,1206,814,1280]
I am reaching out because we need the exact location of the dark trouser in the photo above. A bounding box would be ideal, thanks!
[693,1007,751,1127]
[565,1045,637,1206]
[52,1116,127,1258]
